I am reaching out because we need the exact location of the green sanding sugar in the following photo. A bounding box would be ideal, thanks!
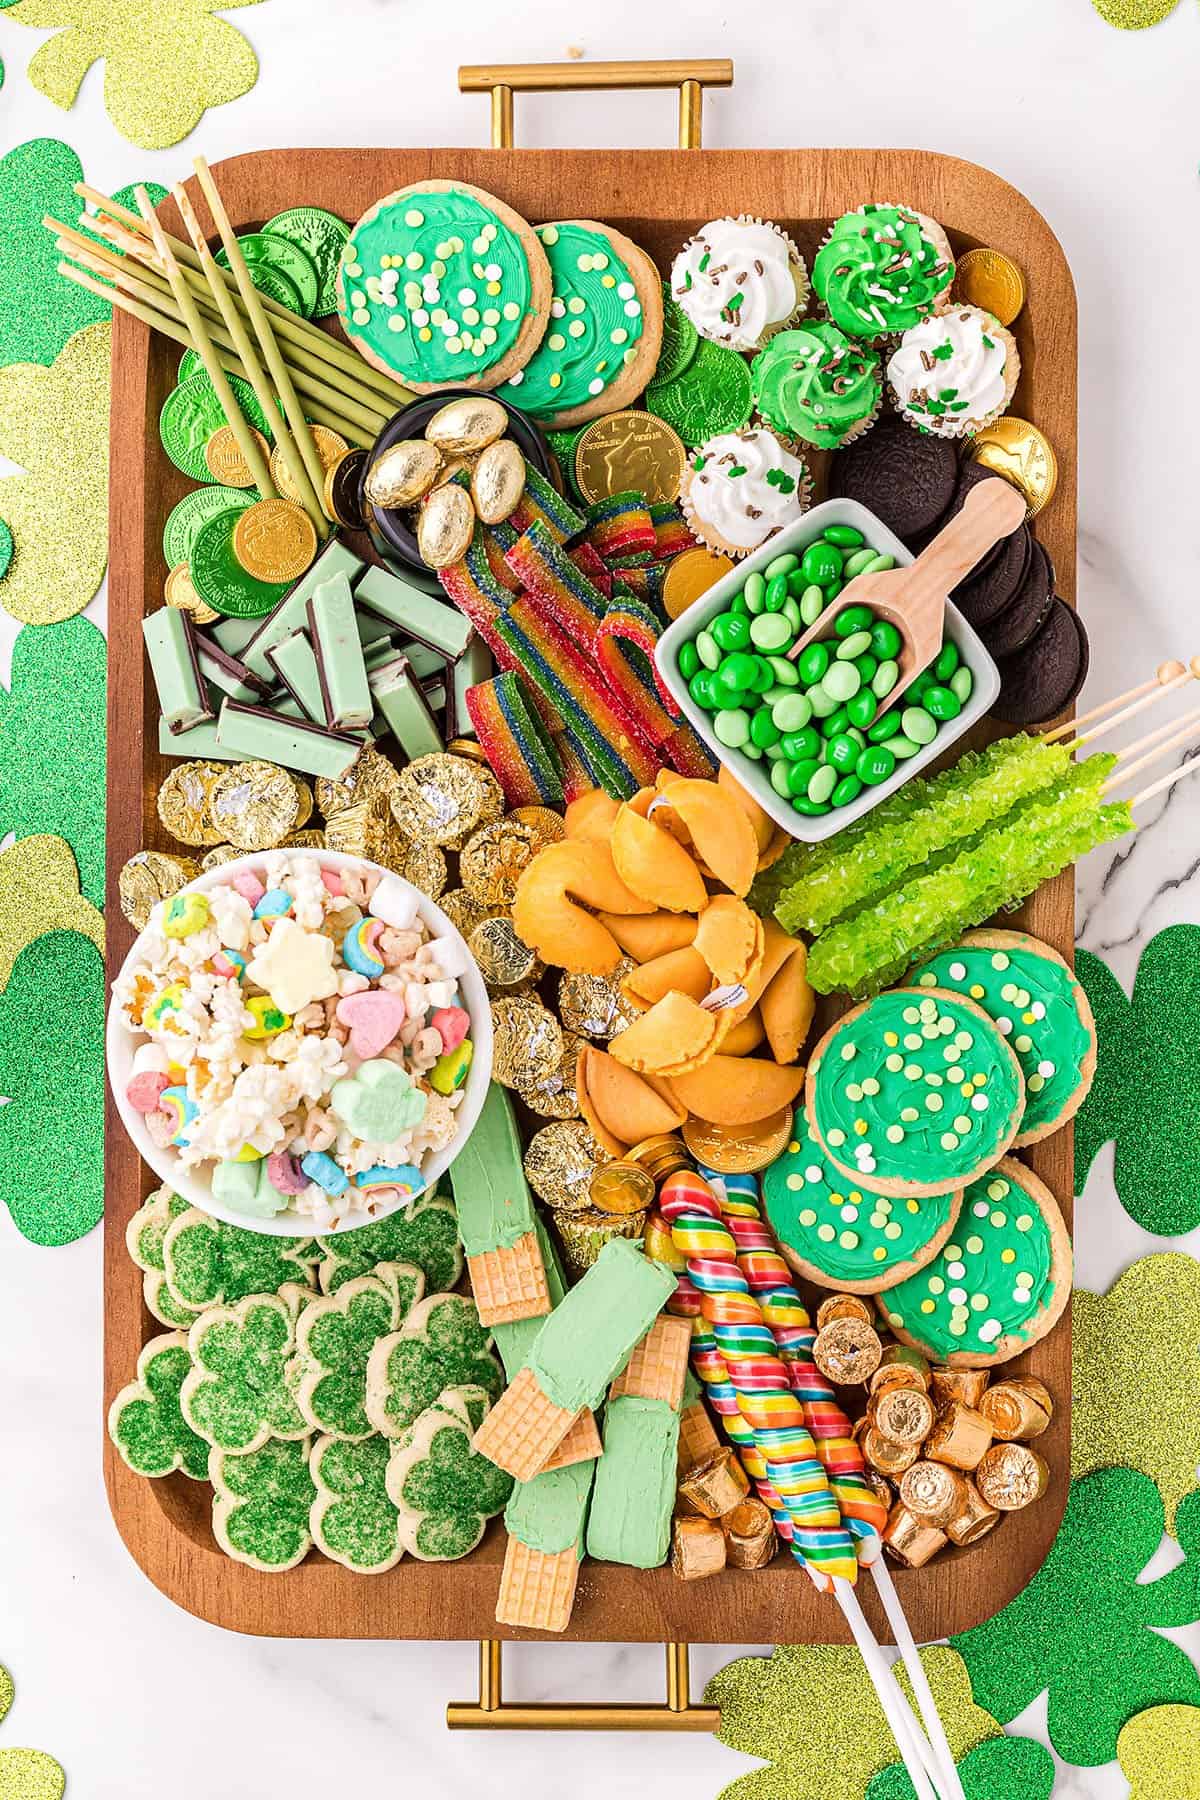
[646,336,753,443]
[866,1734,1055,1800]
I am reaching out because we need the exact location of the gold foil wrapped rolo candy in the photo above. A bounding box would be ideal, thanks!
[678,1447,751,1520]
[870,1386,935,1448]
[816,1294,874,1331]
[946,1479,1002,1546]
[979,1376,1054,1441]
[722,1498,777,1571]
[924,1401,994,1472]
[869,1343,932,1397]
[813,1316,883,1386]
[118,850,201,930]
[210,760,302,851]
[523,1119,606,1212]
[552,1206,646,1278]
[425,394,508,454]
[883,1504,948,1569]
[671,1515,727,1582]
[975,1442,1049,1511]
[862,1428,920,1479]
[929,1367,990,1412]
[156,760,226,847]
[899,1460,969,1528]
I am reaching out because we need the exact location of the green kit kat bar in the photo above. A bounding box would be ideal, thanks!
[308,570,373,731]
[355,563,473,659]
[215,698,362,779]
[238,537,365,682]
[265,629,325,722]
[369,653,444,758]
[143,607,213,734]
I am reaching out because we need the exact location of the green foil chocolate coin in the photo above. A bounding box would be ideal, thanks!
[163,486,258,569]
[216,232,320,318]
[654,281,698,385]
[645,336,753,444]
[263,207,352,317]
[190,510,290,617]
[160,371,272,483]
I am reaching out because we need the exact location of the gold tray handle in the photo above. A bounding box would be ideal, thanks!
[447,1640,721,1731]
[458,59,734,150]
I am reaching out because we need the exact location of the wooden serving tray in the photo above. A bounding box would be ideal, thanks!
[105,145,1077,1645]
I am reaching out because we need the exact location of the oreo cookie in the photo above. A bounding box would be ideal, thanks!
[981,539,1055,658]
[827,417,959,541]
[951,521,1032,628]
[994,598,1090,726]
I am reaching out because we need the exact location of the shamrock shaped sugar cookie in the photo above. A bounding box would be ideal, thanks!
[4,0,266,150]
[211,1435,316,1572]
[387,1386,513,1560]
[315,1190,462,1296]
[1118,1704,1200,1799]
[181,1286,312,1454]
[163,1205,317,1312]
[1075,927,1200,1234]
[0,1664,66,1800]
[952,1467,1200,1766]
[865,1734,1055,1800]
[108,1330,210,1479]
[292,1262,425,1441]
[309,1433,405,1573]
[125,1186,196,1327]
[329,1057,428,1141]
[366,1293,503,1439]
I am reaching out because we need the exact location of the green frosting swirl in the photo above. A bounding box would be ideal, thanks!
[910,940,1091,1139]
[812,204,954,338]
[811,990,1022,1190]
[763,1120,955,1286]
[750,323,881,449]
[879,1164,1055,1359]
[340,190,533,384]
[496,222,644,420]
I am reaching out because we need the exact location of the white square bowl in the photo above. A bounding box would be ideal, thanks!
[656,497,1001,843]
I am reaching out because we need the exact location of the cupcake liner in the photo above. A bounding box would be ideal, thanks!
[887,308,1021,441]
[812,202,956,345]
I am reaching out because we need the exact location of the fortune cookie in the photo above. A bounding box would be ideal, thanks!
[648,776,758,896]
[564,789,620,841]
[693,896,765,988]
[609,989,725,1077]
[595,911,698,963]
[620,946,712,1011]
[611,803,709,913]
[512,839,653,974]
[575,1044,686,1154]
[667,1053,806,1125]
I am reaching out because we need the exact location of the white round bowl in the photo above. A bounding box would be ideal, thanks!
[106,849,493,1236]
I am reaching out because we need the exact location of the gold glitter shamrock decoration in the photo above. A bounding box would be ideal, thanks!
[0,834,104,993]
[4,0,266,150]
[1073,1252,1200,1536]
[0,321,110,625]
[0,1662,66,1800]
[704,1645,1003,1800]
[1092,0,1187,26]
[1118,1704,1200,1798]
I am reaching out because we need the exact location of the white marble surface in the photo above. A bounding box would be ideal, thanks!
[2,0,1199,1794]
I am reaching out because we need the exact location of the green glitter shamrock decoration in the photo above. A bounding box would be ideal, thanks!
[0,928,104,1246]
[181,1287,312,1454]
[292,1262,424,1442]
[211,1435,315,1572]
[365,1292,503,1439]
[387,1387,512,1560]
[309,1433,405,1573]
[0,1663,66,1800]
[952,1467,1200,1765]
[126,1186,196,1327]
[108,1329,210,1479]
[0,618,106,907]
[1073,1252,1200,1536]
[162,1205,317,1312]
[1118,1703,1200,1798]
[865,1735,1055,1800]
[4,0,267,150]
[704,1645,1003,1800]
[1075,927,1200,1234]
[315,1190,462,1296]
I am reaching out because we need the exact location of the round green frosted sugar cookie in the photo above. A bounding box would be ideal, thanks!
[764,1119,960,1293]
[806,986,1026,1199]
[910,931,1097,1149]
[877,1155,1072,1367]
[338,180,552,391]
[645,335,754,443]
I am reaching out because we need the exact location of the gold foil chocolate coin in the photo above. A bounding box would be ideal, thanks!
[233,497,319,583]
[165,561,220,626]
[324,447,369,528]
[469,915,539,991]
[662,545,735,620]
[588,1160,655,1217]
[953,247,1026,326]
[575,409,687,506]
[204,424,270,488]
[970,416,1058,517]
[681,1107,794,1174]
[271,425,349,506]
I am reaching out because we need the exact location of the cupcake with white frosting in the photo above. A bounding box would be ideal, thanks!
[680,427,812,559]
[670,216,808,354]
[887,305,1020,438]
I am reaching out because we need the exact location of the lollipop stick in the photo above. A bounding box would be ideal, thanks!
[835,1580,944,1800]
[1052,659,1194,750]
[870,1557,967,1800]
[1109,704,1200,769]
[1104,712,1200,790]
[1130,752,1200,810]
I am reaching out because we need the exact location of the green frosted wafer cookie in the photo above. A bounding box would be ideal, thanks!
[310,1433,405,1572]
[217,232,319,318]
[108,1330,210,1479]
[211,1435,316,1571]
[365,1292,503,1439]
[125,1186,197,1328]
[163,1206,317,1312]
[387,1386,512,1561]
[264,207,352,318]
[293,1262,423,1442]
[182,1287,313,1453]
[646,335,753,443]
[160,370,272,482]
[163,486,258,570]
[654,281,699,386]
[315,1191,462,1296]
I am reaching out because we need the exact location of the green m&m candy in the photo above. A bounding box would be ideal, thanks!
[857,744,896,785]
[925,684,963,720]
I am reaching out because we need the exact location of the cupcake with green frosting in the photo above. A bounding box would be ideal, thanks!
[812,203,955,341]
[750,322,883,451]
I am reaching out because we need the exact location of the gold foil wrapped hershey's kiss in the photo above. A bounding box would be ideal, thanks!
[425,394,508,455]
[417,481,475,569]
[471,437,526,524]
[118,850,201,930]
[364,438,443,509]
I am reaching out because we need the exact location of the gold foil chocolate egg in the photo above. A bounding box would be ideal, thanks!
[417,480,475,569]
[471,438,526,524]
[425,395,508,454]
[364,438,443,508]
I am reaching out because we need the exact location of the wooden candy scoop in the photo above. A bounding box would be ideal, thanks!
[788,477,1028,713]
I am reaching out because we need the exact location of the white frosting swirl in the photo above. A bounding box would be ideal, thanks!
[670,217,800,352]
[684,429,810,553]
[887,307,1013,437]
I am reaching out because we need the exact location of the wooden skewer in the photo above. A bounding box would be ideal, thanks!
[55,258,375,448]
[74,180,412,412]
[191,157,328,534]
[1103,713,1200,792]
[132,186,277,499]
[1047,658,1194,749]
[1110,704,1200,769]
[1131,752,1200,812]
